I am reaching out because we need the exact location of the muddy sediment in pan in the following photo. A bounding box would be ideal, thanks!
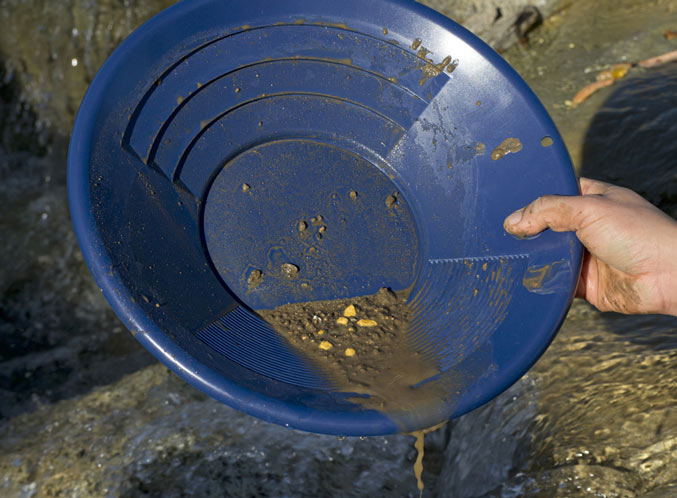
[258,288,450,418]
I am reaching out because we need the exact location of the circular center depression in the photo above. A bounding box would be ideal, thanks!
[203,139,420,310]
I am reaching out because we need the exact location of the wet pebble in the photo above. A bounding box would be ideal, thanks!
[280,263,299,279]
[247,269,263,287]
[357,319,378,327]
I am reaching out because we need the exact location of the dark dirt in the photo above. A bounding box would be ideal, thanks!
[258,288,446,414]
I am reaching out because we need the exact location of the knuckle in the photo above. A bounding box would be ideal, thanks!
[528,195,555,214]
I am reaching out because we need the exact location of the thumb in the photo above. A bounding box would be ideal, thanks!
[503,194,593,238]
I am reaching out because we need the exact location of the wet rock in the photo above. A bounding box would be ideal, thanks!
[0,0,174,132]
[500,0,677,170]
[0,2,157,414]
[419,0,573,51]
[0,131,155,419]
[0,0,570,134]
[0,364,439,497]
[440,301,677,496]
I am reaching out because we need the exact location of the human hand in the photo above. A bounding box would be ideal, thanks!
[503,178,677,316]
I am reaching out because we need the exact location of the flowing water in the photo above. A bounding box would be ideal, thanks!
[440,1,677,495]
[0,0,675,497]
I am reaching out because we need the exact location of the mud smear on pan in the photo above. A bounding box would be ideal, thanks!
[258,288,450,419]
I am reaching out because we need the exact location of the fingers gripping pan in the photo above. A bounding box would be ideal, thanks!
[68,0,582,435]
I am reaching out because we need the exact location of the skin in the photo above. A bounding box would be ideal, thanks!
[503,178,677,316]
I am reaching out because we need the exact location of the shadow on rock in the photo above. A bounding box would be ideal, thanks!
[580,63,677,219]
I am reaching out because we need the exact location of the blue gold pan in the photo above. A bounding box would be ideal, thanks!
[68,0,582,435]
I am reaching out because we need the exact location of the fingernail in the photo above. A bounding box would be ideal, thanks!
[504,207,525,228]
